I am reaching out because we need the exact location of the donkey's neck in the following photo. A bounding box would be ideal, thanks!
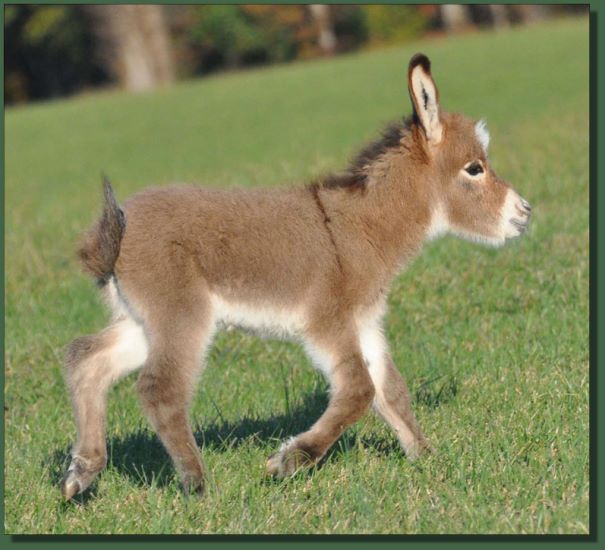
[319,152,435,290]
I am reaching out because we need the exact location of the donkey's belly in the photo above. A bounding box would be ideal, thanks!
[210,294,306,340]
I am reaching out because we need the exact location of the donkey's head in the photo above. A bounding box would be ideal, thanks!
[407,54,531,246]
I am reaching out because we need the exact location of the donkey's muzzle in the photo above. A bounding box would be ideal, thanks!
[510,196,532,235]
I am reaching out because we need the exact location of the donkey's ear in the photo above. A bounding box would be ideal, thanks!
[407,54,443,145]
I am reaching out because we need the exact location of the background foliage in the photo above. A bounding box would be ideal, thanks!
[4,5,108,102]
[4,4,587,104]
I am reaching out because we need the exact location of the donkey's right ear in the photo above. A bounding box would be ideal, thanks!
[407,54,443,145]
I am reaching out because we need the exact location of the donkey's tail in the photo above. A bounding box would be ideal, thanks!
[78,176,126,286]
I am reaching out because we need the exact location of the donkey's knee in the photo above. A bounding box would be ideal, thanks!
[64,334,103,386]
[136,369,192,441]
[334,355,376,416]
[65,317,148,390]
[136,369,181,415]
[65,334,100,368]
[356,371,376,409]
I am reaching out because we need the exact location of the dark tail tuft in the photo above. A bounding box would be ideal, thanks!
[78,176,126,285]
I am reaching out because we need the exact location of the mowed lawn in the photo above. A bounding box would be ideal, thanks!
[4,18,589,534]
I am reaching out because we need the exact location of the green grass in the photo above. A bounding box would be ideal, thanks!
[4,17,589,534]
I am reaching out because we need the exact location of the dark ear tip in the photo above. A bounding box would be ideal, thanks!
[408,53,431,75]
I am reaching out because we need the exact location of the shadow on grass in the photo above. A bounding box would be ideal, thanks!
[47,378,456,497]
[415,374,458,409]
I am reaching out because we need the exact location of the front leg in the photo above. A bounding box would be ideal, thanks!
[371,354,433,459]
[267,351,375,477]
[360,324,432,459]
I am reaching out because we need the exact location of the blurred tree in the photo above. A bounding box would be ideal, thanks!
[488,5,510,29]
[181,6,309,74]
[515,5,554,23]
[330,6,368,53]
[309,5,336,55]
[5,3,585,105]
[243,5,311,60]
[361,5,427,45]
[189,5,262,69]
[84,5,175,92]
[440,5,472,33]
[4,5,108,103]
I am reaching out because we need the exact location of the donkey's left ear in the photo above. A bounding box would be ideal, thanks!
[407,54,443,145]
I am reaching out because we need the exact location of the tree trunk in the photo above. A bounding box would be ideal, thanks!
[516,5,554,23]
[489,5,510,29]
[440,5,471,33]
[309,5,336,55]
[85,5,175,92]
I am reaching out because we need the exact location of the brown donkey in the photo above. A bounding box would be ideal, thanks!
[62,54,531,499]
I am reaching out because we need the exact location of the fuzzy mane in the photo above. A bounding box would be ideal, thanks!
[316,116,414,190]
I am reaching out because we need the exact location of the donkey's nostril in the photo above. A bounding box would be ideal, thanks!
[520,198,532,212]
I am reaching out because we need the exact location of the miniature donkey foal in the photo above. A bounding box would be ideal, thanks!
[62,54,531,499]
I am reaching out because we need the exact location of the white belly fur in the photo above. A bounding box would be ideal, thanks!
[210,294,307,340]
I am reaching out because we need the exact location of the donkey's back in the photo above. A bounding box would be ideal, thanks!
[114,185,333,300]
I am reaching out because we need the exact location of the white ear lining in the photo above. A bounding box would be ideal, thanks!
[475,119,490,152]
[410,67,442,144]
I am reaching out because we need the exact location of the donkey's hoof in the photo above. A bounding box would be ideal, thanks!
[423,440,437,455]
[61,471,82,500]
[181,475,205,497]
[405,439,436,462]
[266,443,315,478]
[266,451,296,478]
[60,455,104,500]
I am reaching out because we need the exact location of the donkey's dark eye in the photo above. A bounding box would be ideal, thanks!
[465,162,484,176]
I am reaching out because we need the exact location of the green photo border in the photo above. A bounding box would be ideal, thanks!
[1,1,599,546]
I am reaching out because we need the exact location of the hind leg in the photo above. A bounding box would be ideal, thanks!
[135,301,214,495]
[62,315,148,499]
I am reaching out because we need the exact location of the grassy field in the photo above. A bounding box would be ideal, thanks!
[4,18,589,534]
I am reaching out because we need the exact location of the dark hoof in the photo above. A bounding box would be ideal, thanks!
[181,473,205,497]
